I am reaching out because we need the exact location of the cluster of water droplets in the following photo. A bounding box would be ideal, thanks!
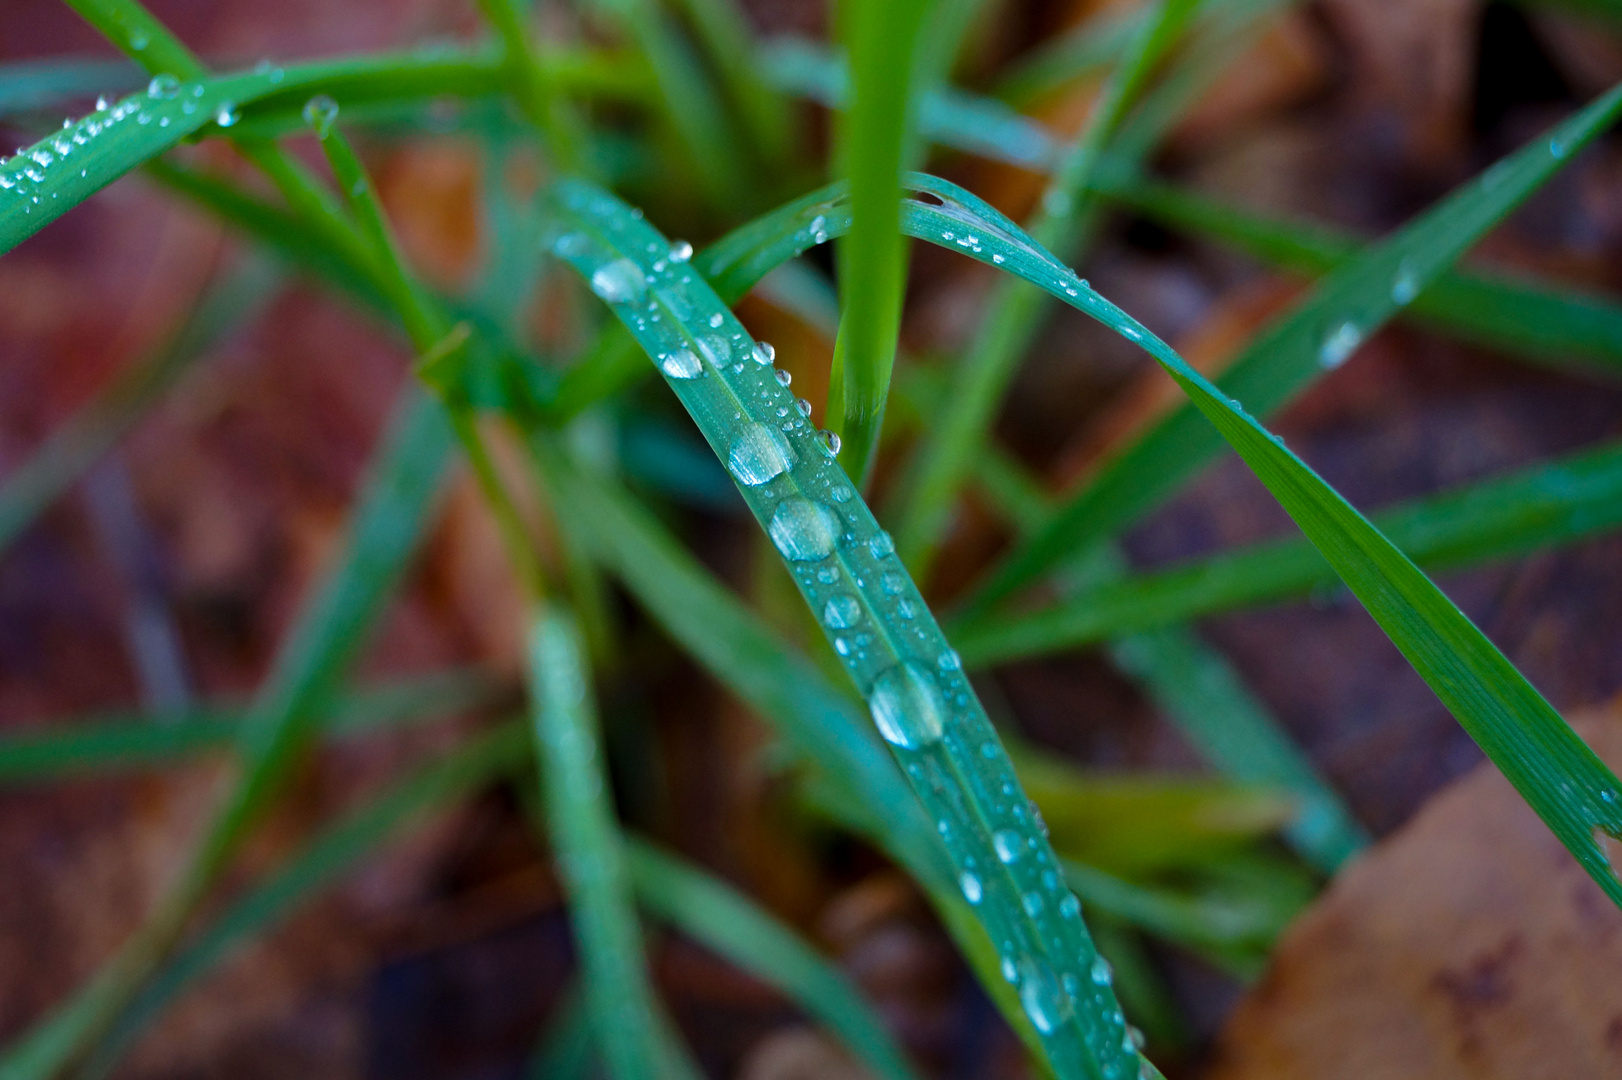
[0,87,155,215]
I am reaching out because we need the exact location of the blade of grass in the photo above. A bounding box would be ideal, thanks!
[472,0,584,168]
[0,669,508,784]
[526,608,697,1080]
[956,436,1622,661]
[828,0,937,485]
[526,982,595,1080]
[995,3,1152,106]
[0,256,280,552]
[626,838,923,1080]
[0,59,138,117]
[965,81,1622,616]
[547,178,1154,1080]
[665,0,794,169]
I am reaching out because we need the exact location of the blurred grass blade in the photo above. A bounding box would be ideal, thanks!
[859,171,1622,908]
[546,178,1153,1080]
[829,0,937,485]
[526,608,690,1080]
[0,257,280,552]
[0,59,138,117]
[956,436,1622,661]
[626,838,923,1080]
[968,81,1622,613]
[665,0,793,168]
[527,982,595,1080]
[0,669,507,784]
[996,3,1150,105]
[80,723,530,1077]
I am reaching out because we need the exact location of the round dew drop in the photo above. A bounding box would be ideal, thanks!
[751,341,775,365]
[302,94,339,136]
[728,423,796,485]
[960,872,983,904]
[823,594,862,629]
[669,239,693,262]
[1090,954,1113,986]
[1022,891,1044,917]
[775,369,792,387]
[589,258,647,305]
[880,571,906,596]
[867,661,948,749]
[708,311,724,328]
[769,498,843,562]
[1017,959,1072,1035]
[659,348,702,379]
[1390,262,1420,306]
[868,531,895,558]
[1319,321,1362,369]
[993,829,1023,864]
[147,74,180,99]
[1059,893,1081,920]
[820,430,841,455]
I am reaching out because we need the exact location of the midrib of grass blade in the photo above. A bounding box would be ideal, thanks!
[0,669,507,784]
[894,0,1200,577]
[828,0,936,486]
[955,436,1622,662]
[966,80,1622,617]
[76,723,530,1078]
[851,170,1622,908]
[526,609,693,1080]
[546,178,1153,1080]
[0,256,279,553]
[625,838,923,1080]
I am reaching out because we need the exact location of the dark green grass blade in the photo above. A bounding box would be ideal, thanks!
[665,0,793,168]
[956,437,1622,661]
[626,839,923,1080]
[546,178,1152,1080]
[527,982,595,1080]
[78,723,529,1077]
[968,81,1622,612]
[996,3,1150,105]
[526,609,687,1080]
[0,256,280,553]
[828,0,937,484]
[0,669,507,784]
[838,171,1622,908]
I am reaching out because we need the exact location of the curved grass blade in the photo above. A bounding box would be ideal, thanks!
[626,838,923,1080]
[0,669,507,784]
[846,172,1622,908]
[0,256,280,553]
[957,437,1622,663]
[526,609,693,1080]
[967,80,1622,614]
[545,178,1153,1080]
[76,723,530,1077]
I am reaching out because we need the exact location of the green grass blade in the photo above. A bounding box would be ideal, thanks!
[828,0,937,485]
[526,609,685,1080]
[473,0,583,168]
[956,436,1622,660]
[78,723,530,1077]
[625,838,923,1080]
[62,0,206,81]
[0,59,137,117]
[996,3,1150,105]
[0,256,280,553]
[968,81,1622,613]
[852,171,1622,909]
[665,0,793,168]
[0,669,507,784]
[527,982,595,1080]
[546,178,1152,1080]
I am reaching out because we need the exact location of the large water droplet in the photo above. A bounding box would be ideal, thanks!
[1091,954,1113,985]
[868,661,947,749]
[669,239,693,262]
[880,572,906,595]
[302,94,338,136]
[659,348,702,379]
[1390,262,1419,306]
[1018,959,1072,1035]
[590,258,647,305]
[993,829,1022,863]
[1318,321,1362,369]
[820,430,841,455]
[751,341,775,365]
[147,74,180,100]
[697,333,731,366]
[769,498,842,561]
[214,102,238,128]
[775,369,792,387]
[868,531,895,558]
[728,423,796,485]
[823,594,862,629]
[960,871,983,904]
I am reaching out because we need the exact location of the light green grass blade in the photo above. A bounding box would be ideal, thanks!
[626,838,923,1080]
[526,609,689,1080]
[846,171,1622,909]
[956,436,1622,661]
[473,0,584,168]
[968,81,1622,613]
[0,257,280,553]
[78,723,530,1077]
[666,0,793,168]
[995,3,1150,105]
[0,669,506,784]
[828,0,937,485]
[546,178,1153,1080]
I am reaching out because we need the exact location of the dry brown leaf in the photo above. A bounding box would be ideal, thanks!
[1207,698,1622,1079]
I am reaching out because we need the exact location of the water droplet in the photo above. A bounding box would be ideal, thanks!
[769,498,843,561]
[589,258,647,305]
[1059,893,1081,920]
[868,661,947,749]
[1390,262,1420,306]
[1022,891,1044,916]
[823,594,862,629]
[937,649,961,672]
[95,95,108,112]
[868,531,895,558]
[816,565,840,585]
[728,423,796,485]
[880,571,906,596]
[129,28,150,50]
[775,369,792,387]
[1126,1025,1146,1052]
[552,232,588,258]
[669,239,693,262]
[302,94,339,136]
[659,347,702,379]
[214,102,238,127]
[1603,789,1618,804]
[820,429,841,455]
[1018,959,1071,1035]
[1090,954,1113,985]
[960,871,983,903]
[992,253,1006,264]
[1550,135,1570,159]
[698,333,731,366]
[147,74,180,100]
[1319,321,1362,369]
[993,829,1022,863]
[1120,324,1143,341]
[708,311,724,328]
[795,398,812,417]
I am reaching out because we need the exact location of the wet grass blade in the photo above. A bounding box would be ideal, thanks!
[526,609,691,1080]
[966,81,1622,613]
[626,838,923,1080]
[851,171,1622,909]
[0,669,508,784]
[546,178,1153,1080]
[829,0,937,484]
[0,256,279,553]
[956,436,1622,662]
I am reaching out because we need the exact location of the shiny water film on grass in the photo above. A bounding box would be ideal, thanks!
[544,177,1154,1080]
